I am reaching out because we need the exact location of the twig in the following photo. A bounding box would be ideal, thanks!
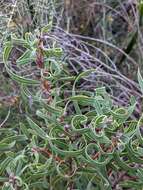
[0,108,10,128]
[112,171,126,189]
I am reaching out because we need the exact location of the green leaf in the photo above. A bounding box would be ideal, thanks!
[43,48,63,58]
[72,69,96,114]
[41,21,53,33]
[0,141,15,151]
[3,43,12,63]
[138,69,143,94]
[27,117,48,139]
[16,49,35,65]
[11,36,31,49]
[0,177,8,182]
[0,157,12,175]
[5,65,40,85]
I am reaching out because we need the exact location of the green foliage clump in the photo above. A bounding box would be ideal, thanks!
[1,26,143,190]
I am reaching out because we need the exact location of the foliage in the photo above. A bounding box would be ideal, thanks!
[0,0,142,112]
[1,27,143,190]
[1,1,143,190]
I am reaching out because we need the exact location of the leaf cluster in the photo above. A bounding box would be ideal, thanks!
[1,26,143,190]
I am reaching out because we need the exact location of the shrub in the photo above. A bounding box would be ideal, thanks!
[1,26,143,190]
